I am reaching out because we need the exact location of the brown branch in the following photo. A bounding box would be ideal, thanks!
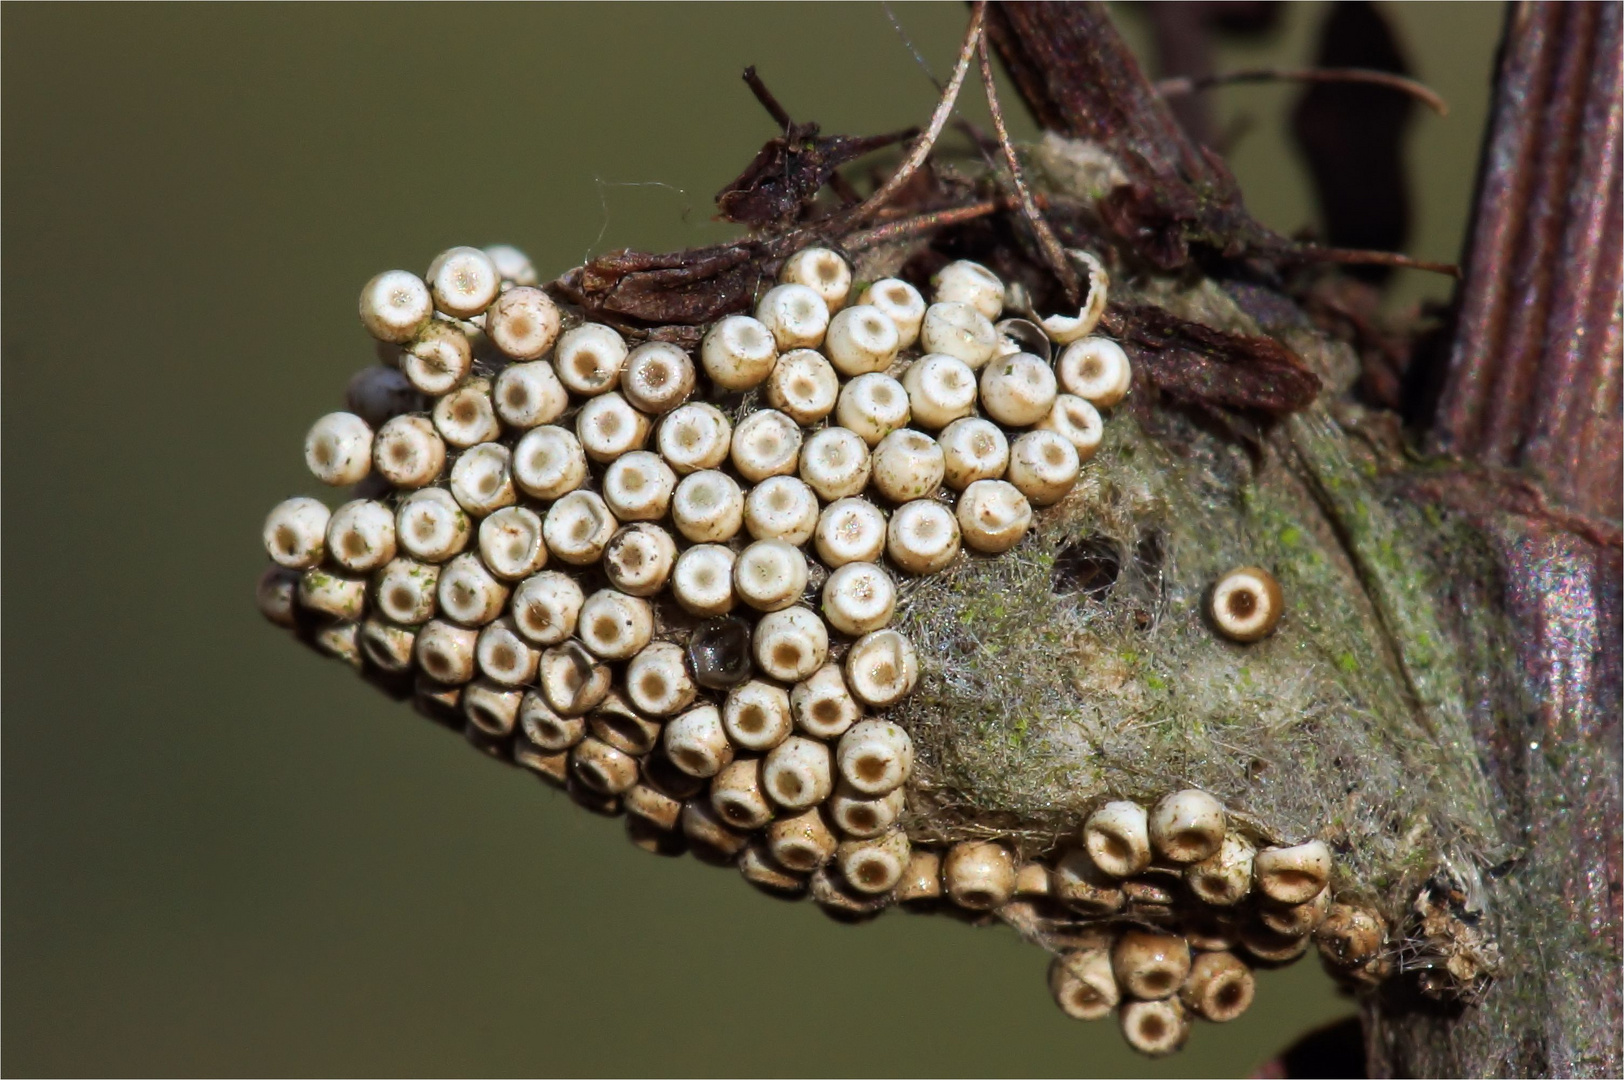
[975,33,1080,304]
[1158,67,1450,117]
[1293,244,1460,278]
[1424,1,1623,524]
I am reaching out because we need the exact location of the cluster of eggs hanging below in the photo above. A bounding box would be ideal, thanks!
[255,241,1379,1057]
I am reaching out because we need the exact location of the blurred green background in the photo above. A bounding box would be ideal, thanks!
[3,4,1503,1076]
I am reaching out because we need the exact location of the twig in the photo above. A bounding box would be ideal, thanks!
[855,2,986,222]
[741,66,794,130]
[845,198,1005,250]
[1157,67,1450,117]
[976,32,1081,304]
[1294,243,1460,278]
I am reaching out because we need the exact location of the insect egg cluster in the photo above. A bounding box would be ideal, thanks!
[257,240,1394,1059]
[258,244,1131,835]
